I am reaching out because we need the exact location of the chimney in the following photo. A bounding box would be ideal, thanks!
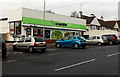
[90,14,95,17]
[100,16,104,20]
[79,11,83,18]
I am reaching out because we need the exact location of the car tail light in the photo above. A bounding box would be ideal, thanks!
[4,43,6,46]
[34,42,37,46]
[78,40,86,42]
[112,37,116,40]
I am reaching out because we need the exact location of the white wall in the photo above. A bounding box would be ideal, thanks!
[22,8,86,25]
[0,21,9,34]
[8,8,22,21]
[85,30,118,36]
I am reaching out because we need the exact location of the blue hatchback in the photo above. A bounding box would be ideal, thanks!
[55,36,87,48]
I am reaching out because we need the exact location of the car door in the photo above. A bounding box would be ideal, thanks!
[23,37,32,49]
[61,36,70,46]
[16,37,25,49]
[64,36,74,47]
[87,36,94,44]
[91,36,98,44]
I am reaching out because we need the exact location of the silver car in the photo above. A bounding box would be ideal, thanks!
[13,36,46,52]
[86,36,108,46]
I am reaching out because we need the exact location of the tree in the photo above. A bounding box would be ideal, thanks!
[70,11,79,18]
[46,9,55,14]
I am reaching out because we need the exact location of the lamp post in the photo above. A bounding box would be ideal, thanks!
[43,0,46,39]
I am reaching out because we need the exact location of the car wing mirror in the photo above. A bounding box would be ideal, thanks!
[61,39,64,41]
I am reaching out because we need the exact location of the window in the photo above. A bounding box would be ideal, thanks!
[25,38,31,42]
[26,28,31,36]
[91,26,96,30]
[97,36,100,39]
[63,36,69,40]
[15,22,21,34]
[19,37,25,42]
[35,37,44,42]
[69,37,76,40]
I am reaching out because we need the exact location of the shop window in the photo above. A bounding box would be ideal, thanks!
[15,21,21,34]
[26,28,31,36]
[33,28,43,37]
[9,22,14,34]
[45,30,50,39]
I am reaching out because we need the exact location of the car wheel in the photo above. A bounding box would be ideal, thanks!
[74,43,79,49]
[56,43,61,48]
[29,47,34,52]
[81,46,86,49]
[108,41,113,45]
[13,45,18,51]
[41,49,46,52]
[97,42,102,46]
[2,50,7,58]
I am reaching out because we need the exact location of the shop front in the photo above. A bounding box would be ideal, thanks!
[21,16,86,39]
[8,8,87,40]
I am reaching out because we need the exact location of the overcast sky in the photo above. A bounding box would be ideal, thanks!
[0,0,119,21]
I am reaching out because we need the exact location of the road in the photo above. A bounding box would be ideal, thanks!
[1,45,120,75]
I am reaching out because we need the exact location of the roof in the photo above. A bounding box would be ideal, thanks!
[0,18,8,21]
[105,21,116,29]
[80,15,95,24]
[116,20,120,28]
[80,12,120,29]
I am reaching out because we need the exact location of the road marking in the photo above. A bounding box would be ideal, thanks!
[1,60,15,63]
[54,59,95,72]
[107,52,120,57]
[14,52,23,54]
[48,53,57,56]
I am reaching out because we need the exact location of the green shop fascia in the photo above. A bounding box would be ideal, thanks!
[22,17,87,38]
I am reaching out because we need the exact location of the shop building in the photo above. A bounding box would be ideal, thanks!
[8,7,86,39]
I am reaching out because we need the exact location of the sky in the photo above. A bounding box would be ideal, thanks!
[0,0,120,21]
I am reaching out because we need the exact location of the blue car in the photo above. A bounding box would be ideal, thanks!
[55,36,87,49]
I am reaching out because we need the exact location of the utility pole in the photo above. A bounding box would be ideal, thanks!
[43,0,45,39]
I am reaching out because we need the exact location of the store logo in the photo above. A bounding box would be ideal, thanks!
[51,21,67,27]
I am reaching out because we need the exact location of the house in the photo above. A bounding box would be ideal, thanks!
[78,11,119,38]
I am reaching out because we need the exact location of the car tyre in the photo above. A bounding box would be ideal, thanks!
[2,50,7,58]
[97,42,102,46]
[56,43,61,48]
[74,43,79,49]
[41,49,46,52]
[29,47,34,52]
[108,41,113,45]
[81,46,86,49]
[13,45,18,51]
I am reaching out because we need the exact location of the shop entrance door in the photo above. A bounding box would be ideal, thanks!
[45,30,50,39]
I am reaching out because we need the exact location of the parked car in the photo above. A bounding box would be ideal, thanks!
[55,36,87,49]
[102,34,120,45]
[0,38,7,58]
[86,35,108,46]
[13,36,47,52]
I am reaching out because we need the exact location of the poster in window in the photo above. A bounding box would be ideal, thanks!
[15,22,21,34]
[33,29,38,36]
[9,23,14,34]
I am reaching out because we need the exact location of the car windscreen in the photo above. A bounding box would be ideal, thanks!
[35,37,44,42]
[77,37,85,41]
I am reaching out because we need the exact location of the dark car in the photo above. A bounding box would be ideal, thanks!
[56,36,87,49]
[0,38,7,58]
[102,34,120,45]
